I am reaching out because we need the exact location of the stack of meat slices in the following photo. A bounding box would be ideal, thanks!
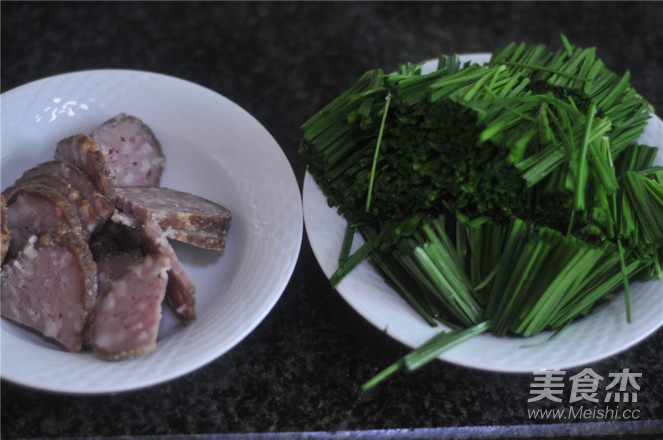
[1,113,232,361]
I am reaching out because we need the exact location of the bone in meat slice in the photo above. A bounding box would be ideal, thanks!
[90,113,166,187]
[55,134,116,198]
[114,186,231,250]
[112,212,197,322]
[0,227,97,352]
[18,160,115,222]
[15,173,105,235]
[3,183,85,257]
[1,194,10,263]
[91,253,171,361]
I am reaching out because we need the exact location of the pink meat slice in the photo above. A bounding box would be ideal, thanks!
[55,134,116,198]
[141,218,197,322]
[84,221,144,348]
[16,173,104,235]
[112,212,197,322]
[18,160,115,222]
[91,253,171,361]
[3,183,85,257]
[114,186,231,250]
[96,252,143,298]
[90,113,166,187]
[0,227,97,352]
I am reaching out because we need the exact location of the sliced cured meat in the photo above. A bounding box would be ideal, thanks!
[114,186,231,234]
[3,183,85,257]
[114,186,231,250]
[110,212,197,321]
[88,218,144,303]
[18,160,115,222]
[90,113,166,187]
[96,253,143,298]
[16,173,104,235]
[1,112,230,360]
[1,227,97,352]
[55,134,116,198]
[84,223,144,348]
[91,253,171,361]
[139,217,197,322]
[1,194,10,263]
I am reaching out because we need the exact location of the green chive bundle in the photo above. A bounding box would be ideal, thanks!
[300,36,662,388]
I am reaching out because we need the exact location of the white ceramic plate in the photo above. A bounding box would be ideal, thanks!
[303,54,663,373]
[1,70,303,393]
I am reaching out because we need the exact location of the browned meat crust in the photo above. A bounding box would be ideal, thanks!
[0,194,10,263]
[55,134,116,198]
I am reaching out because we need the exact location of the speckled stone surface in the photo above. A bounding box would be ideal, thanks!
[1,1,662,439]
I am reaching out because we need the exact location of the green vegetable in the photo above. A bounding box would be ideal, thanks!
[300,36,662,388]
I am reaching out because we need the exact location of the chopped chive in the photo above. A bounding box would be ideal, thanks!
[301,35,661,388]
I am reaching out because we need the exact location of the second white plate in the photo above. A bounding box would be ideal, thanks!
[303,55,663,373]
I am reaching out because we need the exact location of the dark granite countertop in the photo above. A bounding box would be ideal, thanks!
[1,2,662,439]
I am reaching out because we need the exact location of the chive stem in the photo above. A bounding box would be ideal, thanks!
[365,95,392,213]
